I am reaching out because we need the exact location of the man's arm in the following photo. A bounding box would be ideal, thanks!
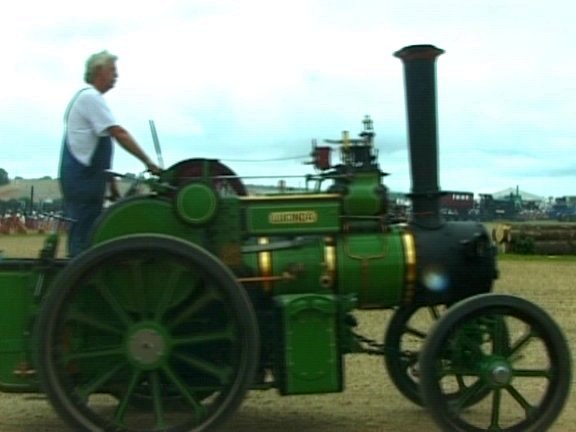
[107,125,161,173]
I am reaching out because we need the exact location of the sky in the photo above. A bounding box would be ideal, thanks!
[2,0,575,198]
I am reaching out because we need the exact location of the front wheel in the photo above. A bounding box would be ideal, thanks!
[385,303,492,407]
[35,234,260,432]
[420,293,571,432]
[384,304,447,405]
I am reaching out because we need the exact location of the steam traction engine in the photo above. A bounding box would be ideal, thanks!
[0,45,571,432]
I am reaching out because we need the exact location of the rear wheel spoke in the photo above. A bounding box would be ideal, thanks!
[94,278,134,328]
[77,362,126,398]
[169,289,219,331]
[68,310,125,336]
[173,326,235,346]
[64,346,124,362]
[162,365,207,418]
[149,371,166,428]
[174,352,233,384]
[126,259,149,318]
[153,265,190,322]
[114,370,143,423]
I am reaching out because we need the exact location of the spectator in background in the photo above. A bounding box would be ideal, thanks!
[59,50,160,257]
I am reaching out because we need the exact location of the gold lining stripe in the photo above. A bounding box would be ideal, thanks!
[323,237,336,289]
[402,231,417,304]
[257,237,272,292]
[325,243,336,274]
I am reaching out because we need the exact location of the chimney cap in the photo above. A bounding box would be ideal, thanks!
[394,45,445,61]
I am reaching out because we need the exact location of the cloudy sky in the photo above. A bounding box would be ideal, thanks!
[2,0,575,197]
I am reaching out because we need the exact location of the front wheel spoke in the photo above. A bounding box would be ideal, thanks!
[513,368,551,379]
[427,306,442,320]
[505,383,536,415]
[491,317,509,354]
[404,325,427,340]
[399,351,417,366]
[508,330,535,358]
[451,377,489,411]
[174,352,233,384]
[78,361,126,398]
[489,388,502,429]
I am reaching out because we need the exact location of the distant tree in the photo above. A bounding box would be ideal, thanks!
[0,168,9,185]
[41,175,52,180]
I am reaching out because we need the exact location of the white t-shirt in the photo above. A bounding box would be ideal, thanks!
[65,86,118,166]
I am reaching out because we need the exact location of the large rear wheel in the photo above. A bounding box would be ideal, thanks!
[36,234,259,432]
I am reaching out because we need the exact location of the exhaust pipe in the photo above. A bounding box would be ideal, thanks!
[394,45,444,229]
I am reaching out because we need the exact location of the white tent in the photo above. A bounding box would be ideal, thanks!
[492,187,544,202]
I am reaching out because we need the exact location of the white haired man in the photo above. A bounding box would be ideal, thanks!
[59,50,161,257]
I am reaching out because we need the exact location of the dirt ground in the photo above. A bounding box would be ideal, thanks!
[0,235,574,431]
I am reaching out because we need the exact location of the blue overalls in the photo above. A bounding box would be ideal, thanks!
[59,135,112,257]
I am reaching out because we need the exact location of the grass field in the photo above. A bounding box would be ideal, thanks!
[0,233,574,431]
[1,233,68,259]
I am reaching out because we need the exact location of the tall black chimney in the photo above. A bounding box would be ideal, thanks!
[394,45,444,229]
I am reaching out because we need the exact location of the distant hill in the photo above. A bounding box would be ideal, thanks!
[0,178,61,202]
[0,178,138,202]
[0,184,22,200]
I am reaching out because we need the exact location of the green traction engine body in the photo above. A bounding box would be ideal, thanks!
[0,126,497,398]
[82,118,495,396]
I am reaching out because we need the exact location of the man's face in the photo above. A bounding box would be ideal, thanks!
[97,62,118,93]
